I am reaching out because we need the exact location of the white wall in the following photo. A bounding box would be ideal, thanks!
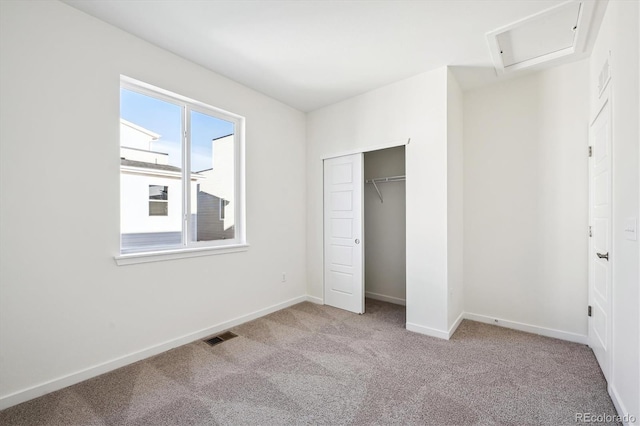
[590,1,640,422]
[447,69,464,329]
[364,146,406,304]
[0,0,307,408]
[307,67,454,337]
[464,60,590,339]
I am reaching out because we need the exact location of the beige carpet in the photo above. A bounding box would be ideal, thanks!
[0,300,619,425]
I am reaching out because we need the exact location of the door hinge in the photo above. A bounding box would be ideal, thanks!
[589,226,592,237]
[588,305,592,317]
[588,146,593,157]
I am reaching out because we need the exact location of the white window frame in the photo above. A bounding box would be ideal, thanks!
[116,76,247,265]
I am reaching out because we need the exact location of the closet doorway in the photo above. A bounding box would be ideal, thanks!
[363,146,406,307]
[323,145,406,314]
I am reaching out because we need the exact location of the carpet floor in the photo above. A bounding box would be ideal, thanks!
[0,299,619,425]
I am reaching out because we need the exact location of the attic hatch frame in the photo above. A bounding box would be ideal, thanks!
[486,0,600,75]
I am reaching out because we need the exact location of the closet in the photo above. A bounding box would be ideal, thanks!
[364,146,406,306]
[323,144,406,314]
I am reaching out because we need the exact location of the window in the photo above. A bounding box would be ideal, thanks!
[219,198,226,220]
[149,185,168,216]
[119,77,245,257]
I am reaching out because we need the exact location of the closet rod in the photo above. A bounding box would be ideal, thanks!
[365,175,405,184]
[365,175,405,203]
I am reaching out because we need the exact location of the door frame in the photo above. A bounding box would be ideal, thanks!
[321,138,410,308]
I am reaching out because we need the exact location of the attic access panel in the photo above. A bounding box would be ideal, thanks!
[487,1,597,74]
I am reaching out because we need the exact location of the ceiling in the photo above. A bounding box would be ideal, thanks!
[63,0,602,112]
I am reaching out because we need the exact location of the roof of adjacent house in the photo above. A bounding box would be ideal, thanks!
[120,119,161,140]
[120,158,182,173]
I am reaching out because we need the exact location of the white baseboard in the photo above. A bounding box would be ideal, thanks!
[448,312,464,338]
[464,312,588,344]
[406,322,450,340]
[406,312,463,341]
[407,312,589,343]
[306,295,324,305]
[0,295,308,411]
[609,383,638,425]
[365,291,406,306]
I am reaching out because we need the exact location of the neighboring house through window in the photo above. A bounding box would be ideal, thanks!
[119,77,244,255]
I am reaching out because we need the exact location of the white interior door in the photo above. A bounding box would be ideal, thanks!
[323,154,364,314]
[589,96,612,381]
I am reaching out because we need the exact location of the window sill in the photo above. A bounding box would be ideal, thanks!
[114,244,249,266]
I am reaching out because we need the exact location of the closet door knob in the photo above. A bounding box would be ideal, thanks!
[355,239,360,244]
[596,252,609,261]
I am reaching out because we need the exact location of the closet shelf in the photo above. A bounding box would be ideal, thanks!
[365,175,405,203]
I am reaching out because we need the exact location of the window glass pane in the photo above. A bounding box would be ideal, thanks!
[120,88,183,253]
[149,201,169,216]
[149,185,168,200]
[190,110,235,242]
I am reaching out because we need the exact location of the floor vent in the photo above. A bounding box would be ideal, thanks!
[204,331,238,347]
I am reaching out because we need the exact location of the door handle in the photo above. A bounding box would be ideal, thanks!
[355,239,360,244]
[596,252,609,261]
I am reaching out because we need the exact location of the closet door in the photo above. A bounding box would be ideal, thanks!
[323,154,364,314]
